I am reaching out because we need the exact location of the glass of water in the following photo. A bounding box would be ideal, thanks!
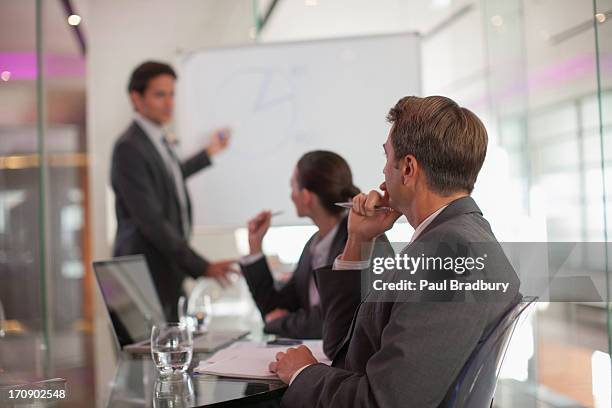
[151,323,193,377]
[178,293,212,334]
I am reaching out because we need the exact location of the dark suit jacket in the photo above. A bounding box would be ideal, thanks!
[241,217,392,354]
[111,121,211,320]
[282,196,521,408]
[240,217,349,341]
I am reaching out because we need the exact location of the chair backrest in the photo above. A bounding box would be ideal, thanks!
[446,296,537,408]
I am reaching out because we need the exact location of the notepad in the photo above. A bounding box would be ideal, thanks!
[194,340,331,380]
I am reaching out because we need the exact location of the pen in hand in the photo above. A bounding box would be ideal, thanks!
[334,201,392,213]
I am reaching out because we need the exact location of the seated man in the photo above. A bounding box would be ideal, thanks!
[269,95,521,407]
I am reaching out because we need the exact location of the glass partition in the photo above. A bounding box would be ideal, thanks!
[0,0,92,405]
[594,0,612,405]
[481,0,612,406]
[0,0,48,381]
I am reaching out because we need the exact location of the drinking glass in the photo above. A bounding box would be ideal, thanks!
[151,323,193,377]
[178,293,212,334]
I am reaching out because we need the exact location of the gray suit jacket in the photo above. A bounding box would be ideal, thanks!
[282,196,521,408]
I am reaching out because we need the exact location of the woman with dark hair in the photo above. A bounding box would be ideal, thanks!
[240,150,387,356]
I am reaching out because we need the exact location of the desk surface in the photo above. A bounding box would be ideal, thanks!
[107,353,286,408]
[106,313,288,408]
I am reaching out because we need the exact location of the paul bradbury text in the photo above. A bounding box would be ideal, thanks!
[372,279,510,293]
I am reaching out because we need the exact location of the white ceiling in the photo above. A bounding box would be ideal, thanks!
[0,0,88,55]
[259,0,474,41]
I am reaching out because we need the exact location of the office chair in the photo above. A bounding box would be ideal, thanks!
[446,296,537,408]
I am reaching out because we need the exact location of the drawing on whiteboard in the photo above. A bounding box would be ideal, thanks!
[179,33,421,227]
[210,67,303,159]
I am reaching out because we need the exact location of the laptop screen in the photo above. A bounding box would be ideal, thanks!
[93,255,166,347]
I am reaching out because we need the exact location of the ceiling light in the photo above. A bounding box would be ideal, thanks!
[1,71,10,82]
[490,15,504,27]
[595,13,606,23]
[432,0,451,8]
[68,14,81,26]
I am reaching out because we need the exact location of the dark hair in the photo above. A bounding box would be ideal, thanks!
[128,61,177,95]
[296,150,360,215]
[386,95,488,195]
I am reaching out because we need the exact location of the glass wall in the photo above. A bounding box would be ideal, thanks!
[0,0,92,405]
[595,0,612,405]
[0,0,46,382]
[595,5,612,269]
[480,0,612,406]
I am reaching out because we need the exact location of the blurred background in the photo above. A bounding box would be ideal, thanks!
[0,0,610,406]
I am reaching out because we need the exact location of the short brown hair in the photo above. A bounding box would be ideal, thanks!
[296,150,360,215]
[386,95,487,195]
[128,61,176,95]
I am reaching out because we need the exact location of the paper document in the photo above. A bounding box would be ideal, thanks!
[194,340,330,380]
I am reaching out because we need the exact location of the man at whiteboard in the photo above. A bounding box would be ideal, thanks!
[111,61,237,320]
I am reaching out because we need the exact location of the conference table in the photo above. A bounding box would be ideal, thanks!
[106,354,286,408]
[106,316,288,408]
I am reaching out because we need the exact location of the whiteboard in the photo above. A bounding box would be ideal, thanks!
[177,33,420,228]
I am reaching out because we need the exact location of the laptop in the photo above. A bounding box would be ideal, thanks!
[93,255,248,354]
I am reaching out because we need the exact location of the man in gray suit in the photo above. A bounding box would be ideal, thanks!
[269,95,521,407]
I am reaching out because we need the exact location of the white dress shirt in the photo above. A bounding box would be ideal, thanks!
[134,113,191,238]
[307,223,339,306]
[332,204,449,270]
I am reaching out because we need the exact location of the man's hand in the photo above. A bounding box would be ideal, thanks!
[340,189,402,263]
[268,345,318,384]
[247,210,272,254]
[205,128,231,156]
[265,308,289,323]
[205,260,238,287]
[348,190,401,241]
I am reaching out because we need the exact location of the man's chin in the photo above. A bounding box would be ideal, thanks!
[385,194,397,209]
[146,116,167,126]
[387,198,403,214]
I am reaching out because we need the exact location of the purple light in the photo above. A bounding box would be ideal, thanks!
[464,52,612,109]
[0,52,85,80]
